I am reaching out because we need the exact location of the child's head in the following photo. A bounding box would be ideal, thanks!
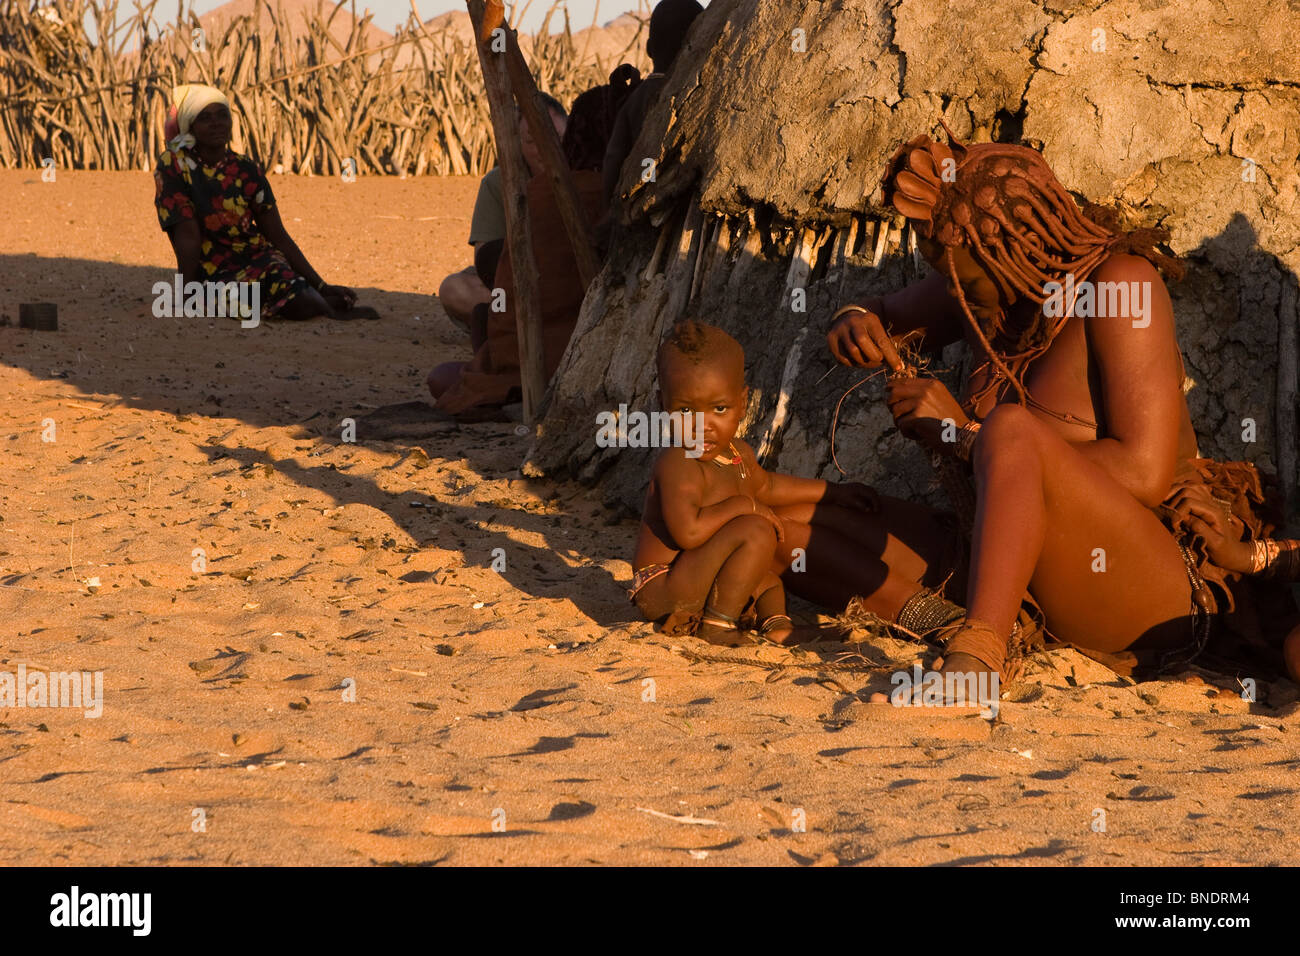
[656,320,747,460]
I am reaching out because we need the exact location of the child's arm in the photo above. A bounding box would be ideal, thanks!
[740,443,879,512]
[656,451,784,549]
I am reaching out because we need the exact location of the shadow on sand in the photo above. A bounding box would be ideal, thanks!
[1,253,636,626]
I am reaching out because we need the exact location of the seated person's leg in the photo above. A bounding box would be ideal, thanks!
[750,573,794,644]
[1285,623,1300,683]
[438,266,490,331]
[634,514,779,647]
[474,238,504,288]
[771,499,957,617]
[968,403,1193,655]
[469,302,491,353]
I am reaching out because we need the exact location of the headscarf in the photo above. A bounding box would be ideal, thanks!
[164,84,230,154]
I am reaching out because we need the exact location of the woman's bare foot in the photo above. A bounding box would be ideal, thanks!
[937,651,993,680]
[933,651,999,707]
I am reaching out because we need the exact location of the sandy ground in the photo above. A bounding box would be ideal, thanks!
[0,169,1297,866]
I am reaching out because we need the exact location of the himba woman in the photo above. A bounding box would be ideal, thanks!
[815,126,1297,683]
[154,84,377,321]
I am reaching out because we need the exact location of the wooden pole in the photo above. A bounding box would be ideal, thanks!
[500,27,602,290]
[466,0,547,423]
[1277,275,1298,529]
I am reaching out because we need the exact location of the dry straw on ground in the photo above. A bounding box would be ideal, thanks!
[0,0,650,175]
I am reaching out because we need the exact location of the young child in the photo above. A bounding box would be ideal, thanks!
[629,320,877,646]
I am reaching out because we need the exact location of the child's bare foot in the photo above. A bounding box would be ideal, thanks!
[697,608,751,647]
[757,613,795,645]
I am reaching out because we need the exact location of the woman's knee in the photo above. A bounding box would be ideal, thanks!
[437,270,463,302]
[440,269,487,311]
[973,403,1046,470]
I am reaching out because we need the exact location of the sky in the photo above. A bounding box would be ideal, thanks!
[153,0,659,34]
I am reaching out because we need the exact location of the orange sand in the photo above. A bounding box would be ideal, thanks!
[0,169,1296,865]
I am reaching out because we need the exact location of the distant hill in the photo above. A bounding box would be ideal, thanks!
[571,12,643,65]
[197,0,392,49]
[407,8,647,71]
[419,10,474,45]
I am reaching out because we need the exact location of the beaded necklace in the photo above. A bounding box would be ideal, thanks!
[710,441,748,479]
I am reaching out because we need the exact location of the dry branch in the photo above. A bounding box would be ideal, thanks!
[0,0,652,175]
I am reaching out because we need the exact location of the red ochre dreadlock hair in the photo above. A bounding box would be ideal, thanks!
[881,123,1185,408]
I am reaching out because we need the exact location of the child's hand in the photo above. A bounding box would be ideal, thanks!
[825,481,880,513]
[1166,484,1253,573]
[320,283,357,306]
[747,497,786,543]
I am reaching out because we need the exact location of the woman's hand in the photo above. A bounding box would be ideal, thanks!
[827,306,903,371]
[1166,483,1253,573]
[319,283,357,307]
[886,377,969,451]
[823,481,880,513]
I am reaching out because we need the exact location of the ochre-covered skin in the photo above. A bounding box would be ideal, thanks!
[631,322,882,645]
[826,133,1284,681]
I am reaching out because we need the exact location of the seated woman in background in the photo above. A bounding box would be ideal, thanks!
[153,84,377,321]
[429,70,639,415]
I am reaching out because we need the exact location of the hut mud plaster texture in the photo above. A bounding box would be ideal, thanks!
[526,0,1300,524]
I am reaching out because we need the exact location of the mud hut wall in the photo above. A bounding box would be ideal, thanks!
[532,0,1300,524]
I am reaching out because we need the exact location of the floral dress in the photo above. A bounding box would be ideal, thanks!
[153,146,308,317]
